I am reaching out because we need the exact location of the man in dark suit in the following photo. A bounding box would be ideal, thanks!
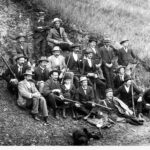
[33,56,49,93]
[82,49,106,99]
[100,38,115,88]
[114,76,143,117]
[15,33,32,61]
[33,11,48,59]
[118,39,138,66]
[113,65,127,89]
[2,54,29,95]
[43,70,66,119]
[47,18,73,53]
[65,44,82,88]
[75,76,96,117]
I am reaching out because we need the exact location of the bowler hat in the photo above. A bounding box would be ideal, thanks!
[49,70,60,76]
[85,48,93,54]
[117,65,125,73]
[120,39,129,45]
[38,56,49,63]
[52,18,62,24]
[71,44,81,49]
[24,70,34,76]
[89,36,97,43]
[80,76,87,82]
[124,75,131,83]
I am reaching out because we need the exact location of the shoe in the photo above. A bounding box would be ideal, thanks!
[32,114,40,121]
[43,121,51,126]
[138,113,145,122]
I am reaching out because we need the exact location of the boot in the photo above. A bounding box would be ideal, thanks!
[32,114,40,121]
[62,108,67,119]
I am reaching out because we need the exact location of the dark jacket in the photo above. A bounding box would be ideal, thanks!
[65,53,82,74]
[75,86,95,103]
[2,64,28,83]
[118,48,137,66]
[100,46,115,66]
[82,59,97,75]
[43,78,61,97]
[114,84,142,106]
[143,89,150,104]
[61,84,76,99]
[33,20,48,39]
[33,66,49,82]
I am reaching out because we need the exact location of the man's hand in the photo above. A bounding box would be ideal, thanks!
[59,95,64,100]
[75,103,80,108]
[32,92,41,98]
[10,79,18,85]
[137,96,142,102]
[92,102,96,107]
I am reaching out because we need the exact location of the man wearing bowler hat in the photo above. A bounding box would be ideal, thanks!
[34,56,49,93]
[47,18,73,53]
[2,54,29,95]
[17,70,49,125]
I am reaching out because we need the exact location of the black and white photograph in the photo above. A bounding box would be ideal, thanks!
[0,0,150,147]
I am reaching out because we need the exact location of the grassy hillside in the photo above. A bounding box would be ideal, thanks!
[34,0,150,58]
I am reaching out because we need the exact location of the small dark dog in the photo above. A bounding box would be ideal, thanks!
[72,128,102,145]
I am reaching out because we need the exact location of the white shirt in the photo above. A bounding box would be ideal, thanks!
[64,83,71,90]
[82,86,87,95]
[124,85,130,93]
[87,58,92,67]
[91,47,96,54]
[124,48,128,53]
[18,64,23,73]
[73,52,78,62]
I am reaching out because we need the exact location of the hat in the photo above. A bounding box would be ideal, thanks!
[71,43,81,49]
[38,56,48,63]
[85,48,93,54]
[16,33,26,40]
[124,75,131,83]
[89,36,97,43]
[52,18,62,24]
[52,46,61,52]
[80,76,88,82]
[15,54,26,61]
[120,39,129,45]
[63,74,72,81]
[117,65,125,73]
[105,88,113,94]
[24,70,34,76]
[49,70,60,76]
[103,37,111,44]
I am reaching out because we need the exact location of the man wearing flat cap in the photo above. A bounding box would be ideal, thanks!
[17,69,49,125]
[2,54,29,95]
[118,39,138,66]
[33,11,48,59]
[33,56,49,93]
[47,18,73,53]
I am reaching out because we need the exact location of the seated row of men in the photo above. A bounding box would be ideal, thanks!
[2,49,150,125]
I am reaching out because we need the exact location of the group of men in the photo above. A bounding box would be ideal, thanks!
[2,11,150,126]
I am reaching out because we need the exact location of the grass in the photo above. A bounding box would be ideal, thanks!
[34,0,150,58]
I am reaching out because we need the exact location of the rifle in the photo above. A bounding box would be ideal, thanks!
[0,54,17,79]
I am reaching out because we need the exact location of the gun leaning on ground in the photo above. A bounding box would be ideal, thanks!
[0,54,17,79]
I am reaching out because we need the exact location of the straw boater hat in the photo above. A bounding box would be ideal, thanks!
[38,56,49,63]
[71,43,81,49]
[52,46,61,52]
[15,54,26,61]
[52,18,62,24]
[124,75,132,83]
[80,76,88,82]
[85,48,93,54]
[16,32,26,40]
[116,65,126,73]
[103,37,111,44]
[24,70,34,76]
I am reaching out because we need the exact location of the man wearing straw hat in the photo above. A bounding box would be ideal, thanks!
[47,18,73,53]
[17,69,49,125]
